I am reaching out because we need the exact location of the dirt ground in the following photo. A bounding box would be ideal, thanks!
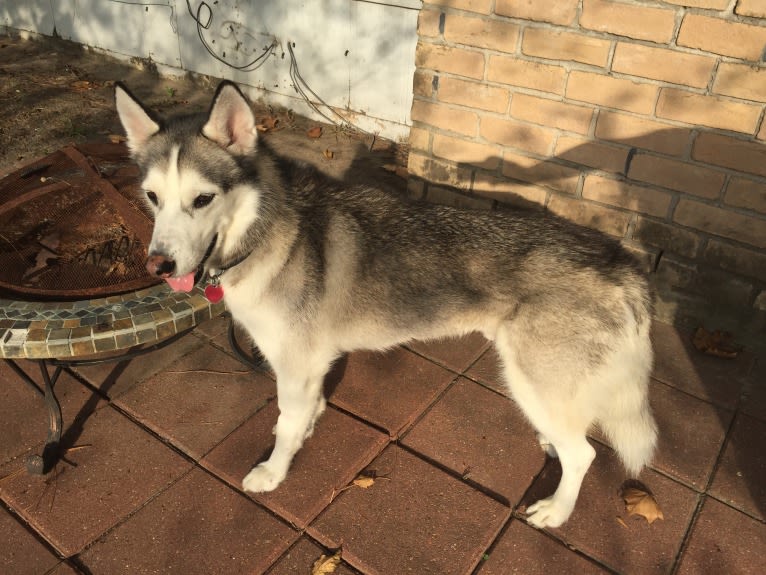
[0,33,408,186]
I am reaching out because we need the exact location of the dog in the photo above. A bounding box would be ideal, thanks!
[114,81,657,528]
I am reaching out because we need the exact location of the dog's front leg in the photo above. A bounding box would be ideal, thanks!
[242,371,326,493]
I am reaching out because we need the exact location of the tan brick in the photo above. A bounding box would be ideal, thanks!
[510,94,593,135]
[407,152,472,189]
[495,0,578,26]
[580,0,675,43]
[473,173,549,207]
[612,43,715,89]
[595,111,690,156]
[633,217,701,258]
[663,0,729,7]
[444,13,520,52]
[418,8,442,38]
[522,27,611,67]
[566,71,657,115]
[692,132,766,178]
[674,199,766,249]
[759,119,766,141]
[656,88,762,134]
[628,153,725,199]
[583,175,672,218]
[724,177,766,215]
[413,71,434,98]
[433,133,500,169]
[487,56,566,95]
[555,135,628,174]
[411,100,479,137]
[409,126,431,152]
[713,62,766,103]
[426,0,492,15]
[736,0,766,18]
[705,240,766,282]
[438,77,510,113]
[480,117,556,155]
[502,151,581,194]
[426,186,494,210]
[547,194,631,237]
[678,14,766,61]
[415,43,485,80]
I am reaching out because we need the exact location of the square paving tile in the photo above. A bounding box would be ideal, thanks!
[266,536,359,575]
[649,380,734,489]
[406,332,490,374]
[0,406,191,556]
[464,347,508,397]
[0,506,61,575]
[329,348,458,436]
[402,377,543,504]
[709,413,766,521]
[72,332,206,399]
[79,467,298,575]
[476,520,610,574]
[651,322,753,409]
[0,360,101,466]
[114,343,275,459]
[520,443,698,575]
[203,402,389,528]
[676,497,766,575]
[308,444,510,575]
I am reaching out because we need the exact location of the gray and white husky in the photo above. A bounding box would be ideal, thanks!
[115,81,657,528]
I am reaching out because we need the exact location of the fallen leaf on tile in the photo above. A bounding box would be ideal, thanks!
[692,327,742,359]
[307,126,323,138]
[353,475,375,489]
[621,484,664,524]
[311,550,342,575]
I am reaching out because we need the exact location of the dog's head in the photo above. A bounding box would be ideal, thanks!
[115,81,260,291]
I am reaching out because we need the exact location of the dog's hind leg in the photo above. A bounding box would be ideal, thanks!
[495,326,596,529]
[242,359,330,493]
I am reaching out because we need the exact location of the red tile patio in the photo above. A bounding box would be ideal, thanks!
[1,318,764,574]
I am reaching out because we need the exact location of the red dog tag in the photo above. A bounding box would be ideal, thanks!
[204,283,224,303]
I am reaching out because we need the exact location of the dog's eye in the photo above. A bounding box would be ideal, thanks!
[146,191,158,206]
[193,194,215,209]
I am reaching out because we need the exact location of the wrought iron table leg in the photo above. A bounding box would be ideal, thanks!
[25,360,63,475]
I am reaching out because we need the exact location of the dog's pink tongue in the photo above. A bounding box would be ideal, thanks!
[164,272,195,292]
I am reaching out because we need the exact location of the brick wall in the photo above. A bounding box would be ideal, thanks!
[408,0,766,333]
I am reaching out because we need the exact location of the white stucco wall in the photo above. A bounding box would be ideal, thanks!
[1,0,420,140]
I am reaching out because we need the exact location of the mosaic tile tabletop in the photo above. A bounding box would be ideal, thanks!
[0,285,226,359]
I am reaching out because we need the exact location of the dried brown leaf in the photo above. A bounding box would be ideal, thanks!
[256,115,279,132]
[311,550,342,575]
[70,80,91,91]
[353,476,375,489]
[622,486,664,524]
[692,327,742,359]
[307,126,323,139]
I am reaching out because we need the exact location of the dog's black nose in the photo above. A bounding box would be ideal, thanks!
[146,254,176,278]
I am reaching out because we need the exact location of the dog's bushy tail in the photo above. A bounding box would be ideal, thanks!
[602,400,658,477]
[599,316,657,477]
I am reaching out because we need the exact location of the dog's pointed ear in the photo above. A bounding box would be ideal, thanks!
[202,81,257,155]
[115,82,161,153]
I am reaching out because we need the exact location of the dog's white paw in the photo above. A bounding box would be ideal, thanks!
[242,464,285,493]
[525,496,572,529]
